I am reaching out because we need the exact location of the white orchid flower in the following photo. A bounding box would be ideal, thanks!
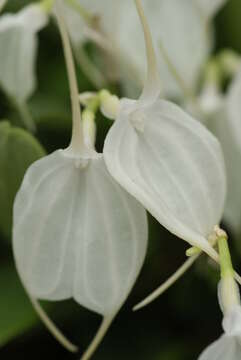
[13,6,148,360]
[198,231,241,360]
[0,2,48,131]
[104,0,226,261]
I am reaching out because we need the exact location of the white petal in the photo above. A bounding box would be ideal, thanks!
[104,99,226,258]
[195,0,227,19]
[0,4,48,102]
[13,150,148,316]
[198,335,241,360]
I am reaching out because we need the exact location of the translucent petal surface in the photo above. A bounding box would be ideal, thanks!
[104,99,226,258]
[0,4,48,102]
[195,0,227,18]
[13,150,148,316]
[198,335,241,360]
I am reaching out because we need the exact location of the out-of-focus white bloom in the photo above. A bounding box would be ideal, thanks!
[199,67,241,238]
[104,0,226,260]
[0,4,48,103]
[208,109,241,238]
[57,0,226,98]
[195,0,227,19]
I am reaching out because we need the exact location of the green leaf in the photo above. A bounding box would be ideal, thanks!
[0,121,46,240]
[0,262,38,347]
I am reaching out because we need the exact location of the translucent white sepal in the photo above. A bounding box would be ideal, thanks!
[104,99,226,260]
[13,150,148,316]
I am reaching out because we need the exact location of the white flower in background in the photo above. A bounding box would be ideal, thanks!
[12,6,148,360]
[103,0,226,261]
[0,3,48,104]
[196,58,241,239]
[57,0,225,97]
[198,233,241,360]
[226,68,241,153]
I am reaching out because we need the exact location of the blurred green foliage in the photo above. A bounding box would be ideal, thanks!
[0,0,241,359]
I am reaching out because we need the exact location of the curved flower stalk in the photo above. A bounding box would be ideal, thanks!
[104,0,226,261]
[0,2,49,131]
[13,6,148,360]
[198,232,241,360]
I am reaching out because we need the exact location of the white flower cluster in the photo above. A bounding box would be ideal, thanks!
[1,0,241,359]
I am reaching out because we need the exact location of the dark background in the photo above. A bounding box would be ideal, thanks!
[0,1,241,359]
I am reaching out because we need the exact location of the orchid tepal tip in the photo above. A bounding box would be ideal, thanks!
[134,0,161,104]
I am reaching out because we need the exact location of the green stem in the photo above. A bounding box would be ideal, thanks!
[218,235,234,279]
